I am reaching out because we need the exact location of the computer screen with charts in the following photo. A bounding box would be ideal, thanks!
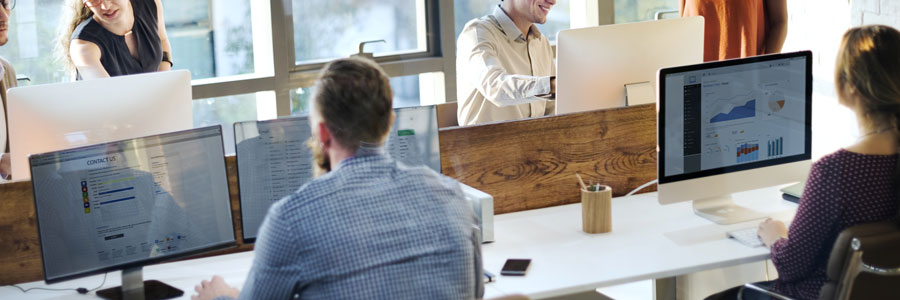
[657,51,812,224]
[30,126,234,285]
[234,105,442,242]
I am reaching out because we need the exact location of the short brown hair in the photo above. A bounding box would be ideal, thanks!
[313,58,394,151]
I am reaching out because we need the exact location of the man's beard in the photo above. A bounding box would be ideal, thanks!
[307,137,331,178]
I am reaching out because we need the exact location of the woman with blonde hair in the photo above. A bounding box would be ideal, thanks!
[61,0,172,80]
[708,24,900,300]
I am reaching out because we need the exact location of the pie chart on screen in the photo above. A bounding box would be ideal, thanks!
[768,92,785,113]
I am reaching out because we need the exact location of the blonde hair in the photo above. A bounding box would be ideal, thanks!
[58,0,93,75]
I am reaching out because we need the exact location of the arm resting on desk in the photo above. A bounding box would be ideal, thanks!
[770,160,840,281]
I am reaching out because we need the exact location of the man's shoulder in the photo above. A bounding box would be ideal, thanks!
[459,15,503,40]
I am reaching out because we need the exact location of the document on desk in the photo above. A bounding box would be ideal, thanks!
[235,118,314,241]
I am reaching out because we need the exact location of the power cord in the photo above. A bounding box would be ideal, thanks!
[625,179,658,197]
[8,272,107,294]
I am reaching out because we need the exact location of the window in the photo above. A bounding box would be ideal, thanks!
[291,0,428,65]
[194,91,275,155]
[290,72,445,116]
[614,0,678,24]
[454,0,572,42]
[164,0,255,79]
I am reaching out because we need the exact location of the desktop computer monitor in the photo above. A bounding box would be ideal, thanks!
[234,116,315,243]
[657,51,813,225]
[233,105,442,242]
[8,70,193,180]
[29,125,234,298]
[556,17,704,114]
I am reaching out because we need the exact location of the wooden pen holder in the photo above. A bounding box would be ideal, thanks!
[581,185,612,234]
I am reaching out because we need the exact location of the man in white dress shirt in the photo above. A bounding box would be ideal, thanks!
[0,0,17,180]
[456,0,557,126]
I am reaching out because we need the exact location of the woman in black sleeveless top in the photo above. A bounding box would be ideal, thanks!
[62,0,172,80]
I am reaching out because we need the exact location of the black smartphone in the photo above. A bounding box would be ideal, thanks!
[500,258,531,276]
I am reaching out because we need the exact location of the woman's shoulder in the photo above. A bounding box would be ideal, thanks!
[133,0,159,19]
[71,17,103,42]
[811,148,897,175]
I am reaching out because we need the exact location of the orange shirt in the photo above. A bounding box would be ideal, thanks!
[682,0,768,62]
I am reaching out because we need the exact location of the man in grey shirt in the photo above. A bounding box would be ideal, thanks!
[191,58,484,299]
[457,0,558,126]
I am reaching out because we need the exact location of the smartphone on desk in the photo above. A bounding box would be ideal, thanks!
[500,259,531,276]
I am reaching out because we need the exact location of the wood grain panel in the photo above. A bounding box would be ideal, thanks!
[439,104,658,214]
[0,156,252,285]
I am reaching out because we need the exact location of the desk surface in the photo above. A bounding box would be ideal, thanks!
[0,187,795,299]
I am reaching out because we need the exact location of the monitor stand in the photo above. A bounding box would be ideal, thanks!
[692,195,767,225]
[96,267,184,300]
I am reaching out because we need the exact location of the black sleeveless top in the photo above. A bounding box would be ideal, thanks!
[71,0,162,80]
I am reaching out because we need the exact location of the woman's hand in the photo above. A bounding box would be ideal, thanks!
[758,218,789,248]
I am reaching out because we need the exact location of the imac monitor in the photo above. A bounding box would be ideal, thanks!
[233,105,441,242]
[29,125,234,298]
[8,70,193,180]
[657,51,813,225]
[556,17,704,114]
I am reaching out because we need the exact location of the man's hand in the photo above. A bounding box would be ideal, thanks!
[0,153,10,180]
[757,218,788,248]
[192,275,240,300]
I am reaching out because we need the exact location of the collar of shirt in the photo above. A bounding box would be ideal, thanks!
[332,147,388,172]
[492,5,543,42]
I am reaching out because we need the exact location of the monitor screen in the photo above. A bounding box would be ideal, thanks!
[30,126,234,283]
[234,116,315,242]
[233,106,442,242]
[386,105,442,173]
[659,51,812,184]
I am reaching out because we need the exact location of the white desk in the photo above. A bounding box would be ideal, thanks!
[480,187,796,299]
[1,187,795,299]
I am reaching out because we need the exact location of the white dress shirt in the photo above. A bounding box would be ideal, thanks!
[0,57,15,180]
[456,5,556,126]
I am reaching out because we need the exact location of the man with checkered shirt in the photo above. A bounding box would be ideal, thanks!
[191,57,484,300]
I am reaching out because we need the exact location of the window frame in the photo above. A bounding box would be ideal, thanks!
[191,0,614,117]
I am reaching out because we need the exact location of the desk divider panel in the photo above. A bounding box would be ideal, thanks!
[0,104,657,284]
[439,104,658,215]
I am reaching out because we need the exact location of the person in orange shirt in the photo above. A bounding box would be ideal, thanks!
[680,0,788,62]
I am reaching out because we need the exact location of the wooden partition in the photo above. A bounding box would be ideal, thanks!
[0,156,252,285]
[0,104,658,284]
[439,104,658,214]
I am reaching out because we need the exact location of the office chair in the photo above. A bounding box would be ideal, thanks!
[742,221,900,300]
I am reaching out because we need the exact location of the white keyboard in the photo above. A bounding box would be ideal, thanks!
[727,227,764,248]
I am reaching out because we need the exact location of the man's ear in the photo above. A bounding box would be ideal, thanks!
[316,121,332,149]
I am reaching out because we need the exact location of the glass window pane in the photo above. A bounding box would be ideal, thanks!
[292,0,427,64]
[194,92,274,155]
[164,0,255,79]
[614,0,678,24]
[454,1,571,42]
[0,0,68,85]
[291,72,445,116]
